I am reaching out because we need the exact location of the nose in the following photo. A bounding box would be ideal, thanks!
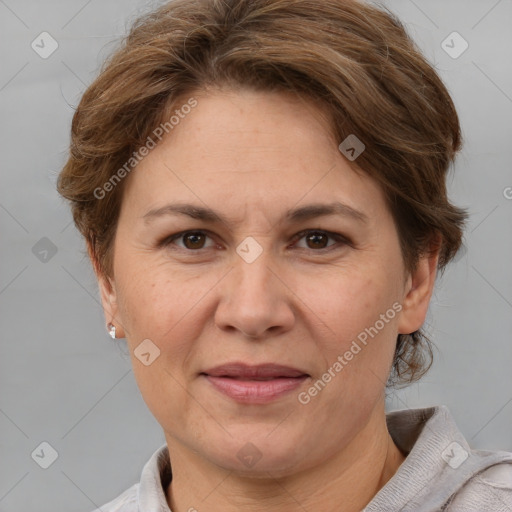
[214,247,295,340]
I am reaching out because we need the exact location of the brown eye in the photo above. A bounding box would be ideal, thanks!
[182,232,207,249]
[305,231,329,249]
[160,231,215,250]
[160,229,349,253]
[294,230,348,251]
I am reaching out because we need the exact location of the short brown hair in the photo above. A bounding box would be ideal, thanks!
[57,0,468,386]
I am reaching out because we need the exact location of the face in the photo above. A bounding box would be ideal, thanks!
[96,88,437,476]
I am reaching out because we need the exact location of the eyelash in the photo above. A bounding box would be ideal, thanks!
[158,229,351,254]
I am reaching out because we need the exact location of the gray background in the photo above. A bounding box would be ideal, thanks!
[0,0,511,511]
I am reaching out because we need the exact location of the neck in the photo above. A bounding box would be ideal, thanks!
[165,403,406,512]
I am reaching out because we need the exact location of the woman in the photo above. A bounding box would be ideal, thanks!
[57,0,512,510]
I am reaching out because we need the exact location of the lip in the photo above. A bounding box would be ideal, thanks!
[202,362,309,379]
[201,363,310,404]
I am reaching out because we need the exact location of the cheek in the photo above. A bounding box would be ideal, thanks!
[115,254,178,331]
[302,265,401,399]
[302,267,395,346]
[116,263,211,366]
[115,269,200,425]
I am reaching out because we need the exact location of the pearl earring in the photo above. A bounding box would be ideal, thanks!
[108,323,116,339]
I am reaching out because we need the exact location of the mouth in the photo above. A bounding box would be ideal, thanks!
[200,362,310,404]
[202,362,309,379]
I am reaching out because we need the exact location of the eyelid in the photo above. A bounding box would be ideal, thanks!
[158,229,219,250]
[159,228,351,252]
[291,229,351,248]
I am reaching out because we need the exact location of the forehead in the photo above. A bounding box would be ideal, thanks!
[120,89,388,225]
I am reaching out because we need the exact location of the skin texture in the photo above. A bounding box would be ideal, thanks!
[91,88,440,512]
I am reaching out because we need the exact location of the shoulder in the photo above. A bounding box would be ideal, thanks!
[447,462,512,511]
[89,483,139,512]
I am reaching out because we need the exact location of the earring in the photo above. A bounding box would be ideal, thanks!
[107,323,116,339]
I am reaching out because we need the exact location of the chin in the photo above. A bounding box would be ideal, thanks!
[198,428,312,476]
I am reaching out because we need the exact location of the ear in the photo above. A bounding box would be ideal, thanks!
[397,240,441,335]
[86,241,125,338]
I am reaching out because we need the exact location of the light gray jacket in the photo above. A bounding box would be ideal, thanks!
[92,405,512,511]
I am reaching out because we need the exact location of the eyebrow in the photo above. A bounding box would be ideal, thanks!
[142,201,369,226]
